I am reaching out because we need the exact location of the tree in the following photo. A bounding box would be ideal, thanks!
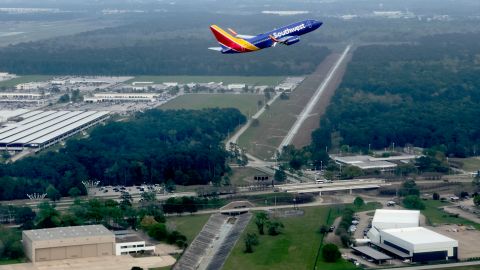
[14,206,35,228]
[474,195,480,207]
[68,187,82,198]
[131,267,143,270]
[267,220,284,236]
[403,195,425,210]
[58,94,70,103]
[120,192,133,210]
[255,212,269,235]
[319,225,329,235]
[244,233,259,253]
[35,202,62,228]
[353,196,365,208]
[147,223,168,241]
[251,118,260,127]
[46,185,61,201]
[274,168,287,182]
[399,180,420,197]
[433,192,440,200]
[322,243,341,262]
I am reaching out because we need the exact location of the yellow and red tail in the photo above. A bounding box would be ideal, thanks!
[209,25,259,52]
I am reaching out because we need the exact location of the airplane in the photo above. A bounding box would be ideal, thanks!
[208,19,323,54]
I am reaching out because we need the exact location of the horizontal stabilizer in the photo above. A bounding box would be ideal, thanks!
[236,34,255,39]
[208,47,223,52]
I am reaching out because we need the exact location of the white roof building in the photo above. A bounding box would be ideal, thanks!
[333,155,398,171]
[379,227,458,261]
[372,209,420,230]
[227,84,246,90]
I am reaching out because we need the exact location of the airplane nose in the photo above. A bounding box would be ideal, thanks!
[313,20,323,29]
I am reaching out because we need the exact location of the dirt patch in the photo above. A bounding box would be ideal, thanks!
[291,52,353,148]
[428,225,480,259]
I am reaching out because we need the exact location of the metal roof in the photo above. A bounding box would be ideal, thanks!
[0,111,70,140]
[372,209,420,227]
[13,111,96,144]
[352,246,392,261]
[381,227,458,246]
[0,111,78,143]
[0,111,62,136]
[24,225,114,242]
[29,111,109,144]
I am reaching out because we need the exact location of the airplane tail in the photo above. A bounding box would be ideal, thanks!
[210,25,235,47]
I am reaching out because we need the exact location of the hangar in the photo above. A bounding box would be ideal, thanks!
[366,209,458,262]
[378,227,458,262]
[23,225,115,263]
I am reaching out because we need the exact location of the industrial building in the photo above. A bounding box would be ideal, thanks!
[23,225,115,263]
[366,209,458,263]
[114,232,155,255]
[0,92,51,104]
[379,227,458,262]
[0,109,30,123]
[333,155,398,172]
[0,110,110,151]
[84,93,159,103]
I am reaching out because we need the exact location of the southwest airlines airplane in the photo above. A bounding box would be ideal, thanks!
[209,19,322,54]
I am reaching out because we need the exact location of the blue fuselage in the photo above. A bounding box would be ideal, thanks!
[222,19,322,54]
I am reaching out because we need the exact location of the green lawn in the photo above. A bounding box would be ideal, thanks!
[224,206,336,270]
[0,258,25,265]
[229,167,270,186]
[0,75,52,88]
[451,157,480,172]
[166,214,211,244]
[128,76,284,86]
[160,94,264,117]
[422,200,480,229]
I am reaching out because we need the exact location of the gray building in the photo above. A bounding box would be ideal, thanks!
[23,225,115,263]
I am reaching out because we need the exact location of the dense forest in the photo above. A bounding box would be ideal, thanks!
[0,108,245,200]
[312,32,480,157]
[0,13,330,76]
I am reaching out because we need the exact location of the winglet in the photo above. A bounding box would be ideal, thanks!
[228,28,238,36]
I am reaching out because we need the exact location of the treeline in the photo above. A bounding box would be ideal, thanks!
[0,108,245,200]
[0,13,330,76]
[312,32,480,157]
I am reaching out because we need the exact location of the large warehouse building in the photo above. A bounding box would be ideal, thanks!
[23,225,115,263]
[0,110,109,151]
[379,227,458,262]
[366,209,458,262]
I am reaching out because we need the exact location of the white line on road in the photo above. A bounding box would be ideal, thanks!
[278,44,352,153]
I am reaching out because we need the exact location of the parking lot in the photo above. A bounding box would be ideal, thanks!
[429,225,480,259]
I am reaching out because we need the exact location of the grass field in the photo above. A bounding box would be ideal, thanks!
[0,258,25,265]
[160,94,264,117]
[237,68,325,160]
[128,76,284,86]
[0,75,52,88]
[422,200,480,229]
[223,206,331,270]
[166,214,211,244]
[451,157,480,172]
[229,167,269,186]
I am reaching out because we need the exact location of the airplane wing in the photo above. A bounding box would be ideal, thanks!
[269,35,300,45]
[227,28,255,39]
[236,34,255,39]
